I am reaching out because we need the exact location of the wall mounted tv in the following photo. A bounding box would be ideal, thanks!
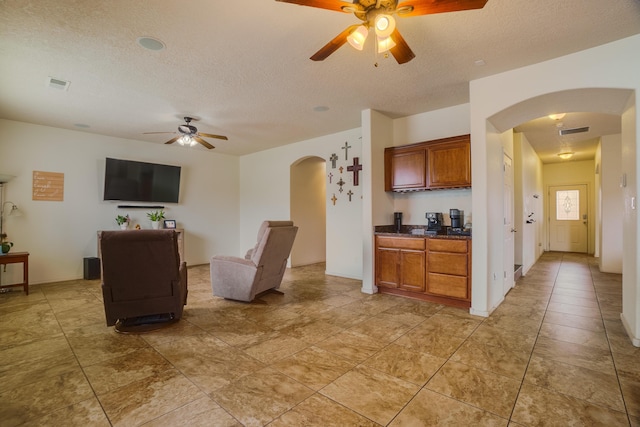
[103,157,181,203]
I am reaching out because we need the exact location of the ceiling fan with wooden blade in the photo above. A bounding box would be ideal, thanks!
[276,0,488,64]
[143,116,228,149]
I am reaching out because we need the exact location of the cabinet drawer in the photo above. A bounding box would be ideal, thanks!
[427,273,469,300]
[428,252,467,276]
[377,237,425,250]
[428,239,467,253]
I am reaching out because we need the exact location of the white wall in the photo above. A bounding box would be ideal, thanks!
[239,128,363,279]
[543,160,596,254]
[599,134,623,273]
[290,156,326,267]
[470,34,640,344]
[514,132,544,275]
[0,119,239,285]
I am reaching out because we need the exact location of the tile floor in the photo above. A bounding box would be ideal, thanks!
[0,252,638,426]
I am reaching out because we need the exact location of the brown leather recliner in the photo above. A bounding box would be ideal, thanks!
[99,230,187,326]
[210,220,298,302]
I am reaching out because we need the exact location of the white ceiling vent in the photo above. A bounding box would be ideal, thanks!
[46,76,71,91]
[559,126,589,136]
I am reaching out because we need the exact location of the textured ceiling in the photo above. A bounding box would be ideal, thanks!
[0,0,639,156]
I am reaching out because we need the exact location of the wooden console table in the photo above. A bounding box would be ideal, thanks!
[0,251,29,295]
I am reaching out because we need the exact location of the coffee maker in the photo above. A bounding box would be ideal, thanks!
[450,209,464,229]
[426,212,443,234]
[394,212,403,233]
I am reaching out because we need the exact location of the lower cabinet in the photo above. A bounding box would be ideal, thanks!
[375,235,471,308]
[375,236,425,292]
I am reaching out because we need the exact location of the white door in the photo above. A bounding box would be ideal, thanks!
[549,184,588,252]
[503,153,515,294]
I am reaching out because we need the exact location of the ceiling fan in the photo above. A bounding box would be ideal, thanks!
[143,117,228,149]
[276,0,489,64]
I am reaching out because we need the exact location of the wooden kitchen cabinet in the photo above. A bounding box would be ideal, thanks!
[384,145,427,191]
[375,235,471,308]
[427,136,471,189]
[426,238,471,302]
[375,236,425,291]
[384,134,471,192]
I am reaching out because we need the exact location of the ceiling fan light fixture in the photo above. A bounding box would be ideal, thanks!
[548,113,566,120]
[377,35,396,53]
[557,151,574,160]
[178,135,195,147]
[347,25,368,51]
[374,14,395,38]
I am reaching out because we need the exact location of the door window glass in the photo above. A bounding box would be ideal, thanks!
[556,190,579,220]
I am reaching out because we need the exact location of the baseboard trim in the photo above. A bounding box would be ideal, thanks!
[620,312,640,347]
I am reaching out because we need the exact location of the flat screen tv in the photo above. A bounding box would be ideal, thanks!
[103,157,181,203]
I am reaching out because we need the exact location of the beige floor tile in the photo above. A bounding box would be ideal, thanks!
[320,365,420,426]
[270,394,379,427]
[0,336,79,393]
[533,335,616,375]
[362,343,446,385]
[347,316,413,344]
[389,389,508,427]
[141,396,241,427]
[99,368,205,427]
[0,370,94,427]
[538,322,610,351]
[468,323,537,353]
[620,377,640,418]
[512,383,629,426]
[276,318,344,344]
[64,323,150,366]
[394,322,467,358]
[317,329,385,362]
[84,347,175,395]
[240,330,310,363]
[543,310,605,332]
[450,339,530,380]
[154,334,264,393]
[29,397,112,427]
[426,360,521,418]
[524,355,626,412]
[211,367,314,427]
[270,346,356,390]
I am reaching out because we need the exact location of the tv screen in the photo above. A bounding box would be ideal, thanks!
[103,158,181,203]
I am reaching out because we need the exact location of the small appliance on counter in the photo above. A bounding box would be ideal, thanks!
[448,209,471,236]
[394,212,403,233]
[425,212,443,235]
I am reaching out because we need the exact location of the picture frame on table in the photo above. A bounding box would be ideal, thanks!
[163,220,176,229]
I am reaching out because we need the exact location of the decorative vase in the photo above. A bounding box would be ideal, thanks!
[151,221,160,230]
[120,224,128,230]
[1,242,13,254]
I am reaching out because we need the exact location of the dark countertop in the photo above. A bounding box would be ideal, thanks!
[374,225,472,240]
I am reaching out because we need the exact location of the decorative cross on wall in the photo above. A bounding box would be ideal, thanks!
[342,142,351,160]
[337,177,345,193]
[347,190,354,201]
[328,172,333,183]
[329,153,338,169]
[339,166,344,174]
[331,194,337,205]
[347,157,363,186]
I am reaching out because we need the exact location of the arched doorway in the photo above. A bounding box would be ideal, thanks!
[290,156,326,267]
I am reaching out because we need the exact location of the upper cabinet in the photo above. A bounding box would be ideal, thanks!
[384,134,471,192]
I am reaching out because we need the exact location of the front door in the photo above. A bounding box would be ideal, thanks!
[549,184,588,252]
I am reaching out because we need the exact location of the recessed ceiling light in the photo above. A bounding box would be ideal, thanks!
[548,113,566,120]
[557,151,574,160]
[136,37,165,51]
[313,106,329,112]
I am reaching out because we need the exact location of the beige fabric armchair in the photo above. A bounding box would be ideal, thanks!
[210,220,298,302]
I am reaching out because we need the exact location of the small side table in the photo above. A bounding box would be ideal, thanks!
[0,252,29,295]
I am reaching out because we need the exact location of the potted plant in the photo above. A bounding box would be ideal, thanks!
[0,233,13,254]
[115,214,130,230]
[147,210,165,229]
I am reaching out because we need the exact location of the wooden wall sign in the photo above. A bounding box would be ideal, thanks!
[33,171,64,201]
